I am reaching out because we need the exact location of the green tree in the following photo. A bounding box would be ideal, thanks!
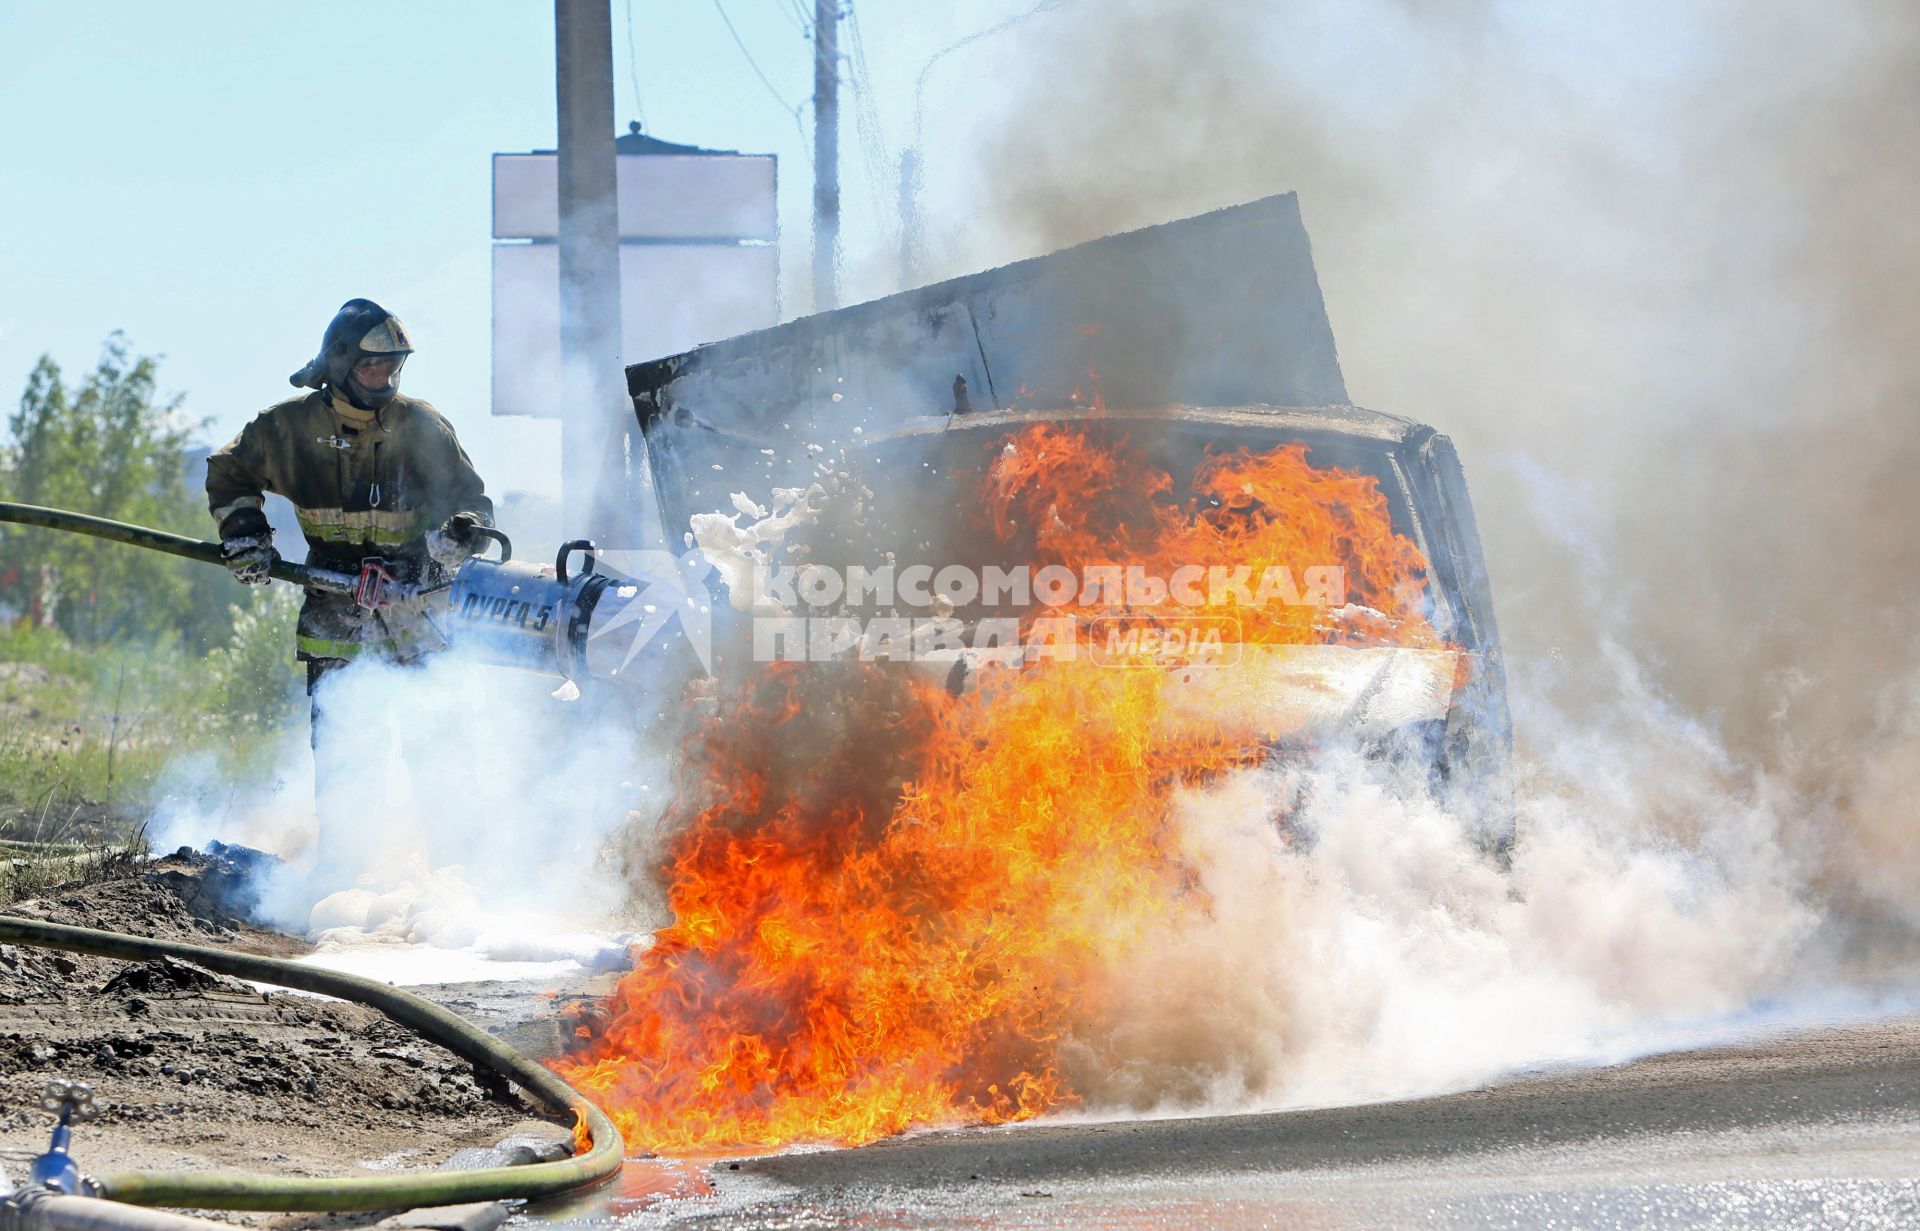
[0,334,227,649]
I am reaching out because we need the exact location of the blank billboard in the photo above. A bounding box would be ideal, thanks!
[492,242,779,419]
[492,153,777,241]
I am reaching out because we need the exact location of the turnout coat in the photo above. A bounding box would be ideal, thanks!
[206,389,492,662]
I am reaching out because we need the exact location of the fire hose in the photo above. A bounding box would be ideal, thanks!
[0,502,368,595]
[0,501,696,684]
[0,916,626,1214]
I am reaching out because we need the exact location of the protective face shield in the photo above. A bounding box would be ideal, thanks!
[289,299,415,410]
[345,351,408,406]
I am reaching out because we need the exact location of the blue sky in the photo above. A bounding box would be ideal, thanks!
[0,0,1059,498]
[0,0,1712,507]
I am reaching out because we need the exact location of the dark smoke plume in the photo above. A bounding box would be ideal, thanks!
[951,0,1920,924]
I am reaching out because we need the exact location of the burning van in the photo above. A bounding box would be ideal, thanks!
[627,193,1511,844]
[563,195,1515,1152]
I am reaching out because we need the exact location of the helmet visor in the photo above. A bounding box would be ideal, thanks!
[351,352,407,392]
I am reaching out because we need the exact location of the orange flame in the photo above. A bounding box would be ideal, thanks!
[981,423,1440,647]
[555,424,1446,1154]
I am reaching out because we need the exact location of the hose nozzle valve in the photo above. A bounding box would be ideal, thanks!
[39,1081,96,1125]
[29,1080,95,1194]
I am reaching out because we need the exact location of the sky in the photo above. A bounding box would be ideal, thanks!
[0,0,1064,500]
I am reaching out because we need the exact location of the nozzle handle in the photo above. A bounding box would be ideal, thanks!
[555,540,596,584]
[471,526,512,563]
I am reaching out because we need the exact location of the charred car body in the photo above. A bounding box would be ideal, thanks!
[627,194,1512,842]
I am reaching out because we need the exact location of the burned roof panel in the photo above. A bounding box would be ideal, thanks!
[628,193,1347,425]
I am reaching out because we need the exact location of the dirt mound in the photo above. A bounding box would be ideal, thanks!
[0,853,567,1189]
[0,851,300,1002]
[98,955,254,998]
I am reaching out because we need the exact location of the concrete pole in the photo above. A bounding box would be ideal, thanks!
[555,0,629,543]
[812,0,840,312]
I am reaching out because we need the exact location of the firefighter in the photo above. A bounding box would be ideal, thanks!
[206,298,492,881]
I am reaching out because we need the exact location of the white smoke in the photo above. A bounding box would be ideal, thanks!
[1063,640,1831,1117]
[150,651,671,973]
[1833,659,1920,935]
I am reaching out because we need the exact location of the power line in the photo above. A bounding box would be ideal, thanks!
[913,0,1073,149]
[899,0,1076,286]
[767,0,809,37]
[623,0,648,129]
[844,0,893,235]
[846,0,880,132]
[712,0,804,130]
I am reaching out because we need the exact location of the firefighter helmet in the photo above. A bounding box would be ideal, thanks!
[289,298,415,410]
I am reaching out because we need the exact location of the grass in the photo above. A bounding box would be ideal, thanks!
[0,824,150,902]
[0,588,303,900]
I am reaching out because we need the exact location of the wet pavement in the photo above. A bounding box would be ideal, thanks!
[515,1014,1920,1230]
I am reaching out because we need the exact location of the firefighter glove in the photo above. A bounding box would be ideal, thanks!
[218,506,275,586]
[426,512,485,574]
[221,534,275,585]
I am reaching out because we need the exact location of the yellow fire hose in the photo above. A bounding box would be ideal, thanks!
[0,916,626,1212]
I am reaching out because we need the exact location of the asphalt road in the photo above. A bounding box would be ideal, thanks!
[529,1013,1920,1230]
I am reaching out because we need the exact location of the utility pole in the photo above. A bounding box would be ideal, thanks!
[554,0,629,544]
[812,0,840,312]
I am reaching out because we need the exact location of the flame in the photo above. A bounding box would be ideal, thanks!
[555,424,1446,1155]
[981,422,1441,647]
